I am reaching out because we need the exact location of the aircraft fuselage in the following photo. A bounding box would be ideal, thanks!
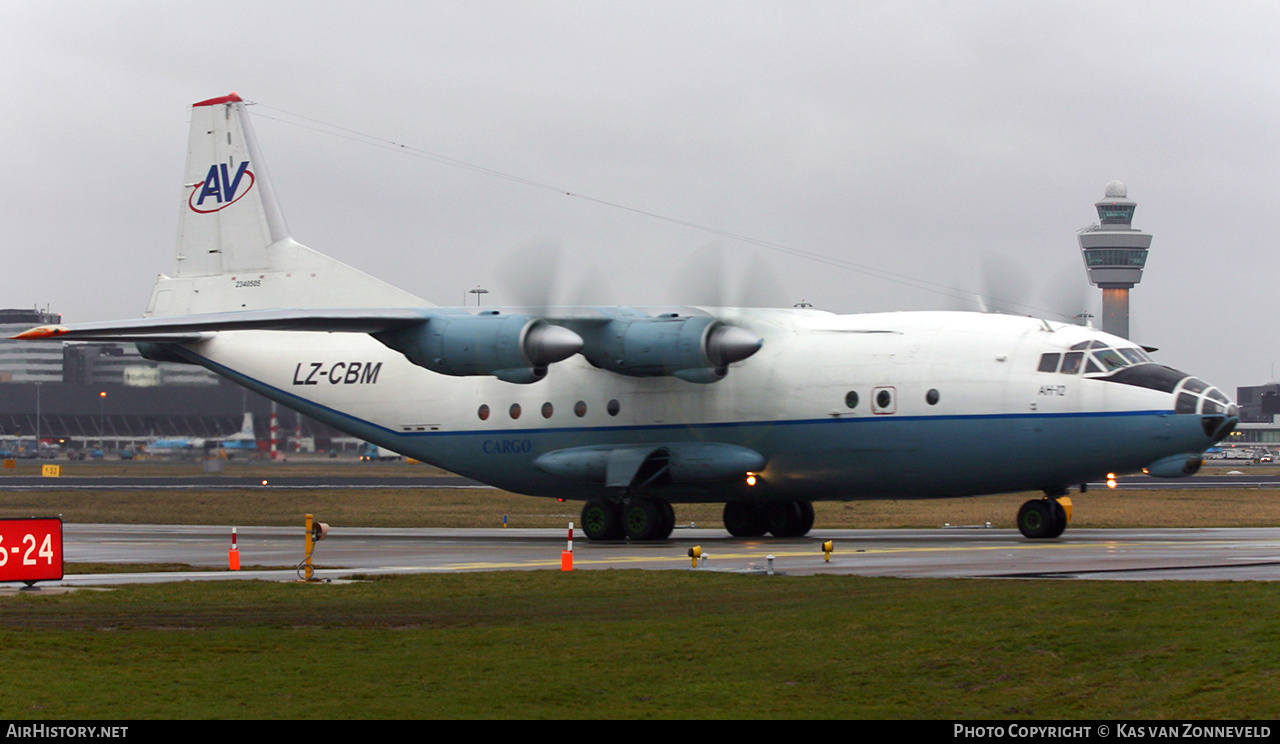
[169,307,1228,504]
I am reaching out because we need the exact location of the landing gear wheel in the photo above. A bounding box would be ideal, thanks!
[1047,499,1068,539]
[1017,498,1065,539]
[581,499,624,541]
[766,500,807,538]
[654,499,675,541]
[622,499,669,541]
[723,501,768,537]
[796,500,815,535]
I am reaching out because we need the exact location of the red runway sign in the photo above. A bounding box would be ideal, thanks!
[0,518,63,584]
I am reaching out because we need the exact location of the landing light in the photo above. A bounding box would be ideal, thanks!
[745,472,758,486]
[1106,472,1117,489]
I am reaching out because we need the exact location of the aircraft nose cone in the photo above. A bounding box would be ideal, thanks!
[523,322,585,367]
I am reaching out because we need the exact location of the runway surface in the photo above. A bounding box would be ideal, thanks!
[20,523,1280,587]
[5,468,1280,588]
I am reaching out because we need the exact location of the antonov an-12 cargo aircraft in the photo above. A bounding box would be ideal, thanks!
[14,93,1238,541]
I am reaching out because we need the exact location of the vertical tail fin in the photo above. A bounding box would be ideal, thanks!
[147,93,427,317]
[175,93,288,275]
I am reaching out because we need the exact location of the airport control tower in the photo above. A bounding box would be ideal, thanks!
[1078,181,1152,339]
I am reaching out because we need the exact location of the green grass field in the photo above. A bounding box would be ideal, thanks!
[1,459,1278,719]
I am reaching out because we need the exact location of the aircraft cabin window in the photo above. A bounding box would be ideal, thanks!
[876,390,892,409]
[1060,352,1084,375]
[607,399,621,416]
[926,389,940,405]
[541,402,554,419]
[477,404,490,421]
[509,403,522,420]
[845,391,859,409]
[574,400,588,417]
[1038,353,1061,373]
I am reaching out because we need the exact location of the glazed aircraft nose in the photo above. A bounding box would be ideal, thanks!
[1173,376,1238,442]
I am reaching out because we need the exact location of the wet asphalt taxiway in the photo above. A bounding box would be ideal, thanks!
[19,523,1280,587]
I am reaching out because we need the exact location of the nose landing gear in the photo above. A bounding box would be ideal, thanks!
[1017,492,1072,538]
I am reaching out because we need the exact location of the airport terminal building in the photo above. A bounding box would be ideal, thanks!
[1232,383,1280,446]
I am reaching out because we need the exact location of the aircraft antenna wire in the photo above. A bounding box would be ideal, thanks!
[249,103,1074,321]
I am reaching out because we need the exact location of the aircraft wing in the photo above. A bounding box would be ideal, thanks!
[9,305,761,386]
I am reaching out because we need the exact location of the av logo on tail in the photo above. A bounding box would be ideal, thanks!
[189,161,255,213]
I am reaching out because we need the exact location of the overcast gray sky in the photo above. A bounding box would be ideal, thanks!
[3,1,1277,393]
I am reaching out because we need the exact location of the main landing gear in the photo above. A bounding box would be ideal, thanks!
[581,498,675,542]
[723,500,814,538]
[1017,491,1073,539]
[579,498,817,541]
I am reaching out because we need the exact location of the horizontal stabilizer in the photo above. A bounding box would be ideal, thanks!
[11,308,434,341]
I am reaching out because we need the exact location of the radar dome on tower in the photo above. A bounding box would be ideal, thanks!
[1104,181,1128,199]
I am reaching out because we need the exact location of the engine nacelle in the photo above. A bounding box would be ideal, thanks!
[373,312,583,384]
[1143,453,1204,478]
[578,314,761,383]
[136,341,195,365]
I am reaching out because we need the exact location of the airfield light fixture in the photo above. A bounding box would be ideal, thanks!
[298,514,330,582]
[98,391,107,452]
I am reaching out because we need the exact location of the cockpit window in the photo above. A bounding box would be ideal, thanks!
[1117,348,1149,365]
[1182,378,1209,394]
[1041,343,1157,377]
[1094,349,1128,371]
